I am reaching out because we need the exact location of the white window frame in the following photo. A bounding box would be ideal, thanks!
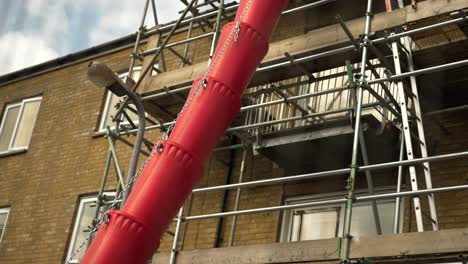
[97,66,145,133]
[0,96,42,156]
[280,187,405,242]
[66,192,115,263]
[0,207,10,242]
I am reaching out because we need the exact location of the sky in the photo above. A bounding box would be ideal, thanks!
[0,0,189,75]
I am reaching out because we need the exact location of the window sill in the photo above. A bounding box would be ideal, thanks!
[0,148,27,158]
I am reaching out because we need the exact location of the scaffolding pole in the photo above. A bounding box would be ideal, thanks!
[341,0,373,260]
[228,148,248,247]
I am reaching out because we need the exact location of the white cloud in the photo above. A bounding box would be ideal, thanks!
[0,32,59,75]
[25,0,69,40]
[0,0,213,74]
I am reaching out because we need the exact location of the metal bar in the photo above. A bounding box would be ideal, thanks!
[179,0,211,32]
[369,59,468,85]
[362,83,400,118]
[404,36,438,230]
[372,16,468,46]
[141,14,467,98]
[280,0,337,15]
[185,184,468,221]
[132,59,468,135]
[128,0,151,78]
[228,148,247,247]
[106,129,125,190]
[359,128,382,235]
[368,45,395,75]
[424,105,468,116]
[181,20,194,67]
[116,136,151,157]
[209,0,224,64]
[213,143,244,152]
[131,0,198,92]
[146,4,238,35]
[393,131,405,234]
[89,150,113,246]
[193,150,468,193]
[121,101,380,135]
[147,0,338,36]
[366,60,400,110]
[258,16,468,73]
[392,36,424,232]
[150,0,159,25]
[336,14,360,49]
[167,46,192,65]
[170,207,184,264]
[284,52,315,80]
[342,0,373,260]
[142,32,213,56]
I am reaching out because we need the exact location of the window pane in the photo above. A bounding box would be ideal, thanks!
[0,106,20,152]
[291,209,338,241]
[132,69,141,80]
[71,200,97,261]
[290,214,301,241]
[102,93,121,130]
[100,69,141,131]
[350,201,395,237]
[0,209,9,241]
[13,100,41,148]
[300,210,338,240]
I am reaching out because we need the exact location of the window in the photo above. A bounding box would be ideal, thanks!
[0,207,10,242]
[281,193,402,242]
[0,96,42,155]
[66,193,115,263]
[98,67,143,132]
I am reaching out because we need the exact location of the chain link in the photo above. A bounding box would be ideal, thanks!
[65,1,253,263]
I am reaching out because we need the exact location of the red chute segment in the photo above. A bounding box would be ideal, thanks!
[81,1,288,263]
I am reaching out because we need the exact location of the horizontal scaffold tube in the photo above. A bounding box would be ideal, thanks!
[142,14,468,100]
[186,183,468,221]
[192,150,468,193]
[80,1,289,264]
[124,58,468,136]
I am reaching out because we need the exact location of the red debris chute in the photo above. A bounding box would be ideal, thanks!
[81,1,288,263]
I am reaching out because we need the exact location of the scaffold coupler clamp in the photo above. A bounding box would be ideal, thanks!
[345,194,357,202]
[459,9,467,20]
[340,258,352,264]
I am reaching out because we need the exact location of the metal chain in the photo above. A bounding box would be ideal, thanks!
[65,1,253,263]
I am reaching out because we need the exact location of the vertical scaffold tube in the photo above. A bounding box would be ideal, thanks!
[81,1,288,263]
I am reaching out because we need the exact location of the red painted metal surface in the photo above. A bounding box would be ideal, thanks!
[81,1,288,263]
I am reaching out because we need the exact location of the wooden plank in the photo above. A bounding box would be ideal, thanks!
[350,228,468,258]
[153,238,340,264]
[143,0,468,95]
[152,228,468,263]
